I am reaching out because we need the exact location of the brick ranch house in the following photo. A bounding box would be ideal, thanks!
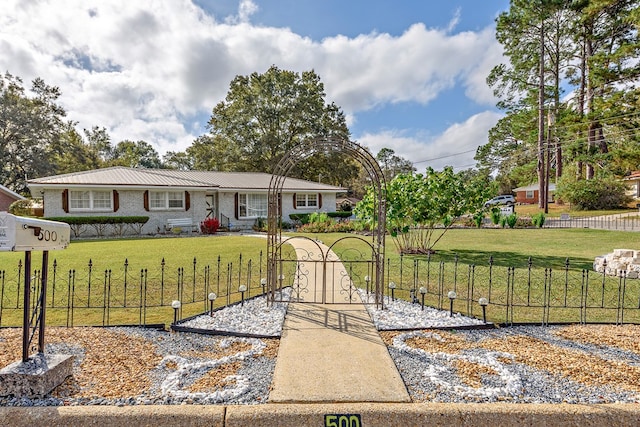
[513,183,556,205]
[0,184,25,212]
[27,167,344,235]
[624,170,640,201]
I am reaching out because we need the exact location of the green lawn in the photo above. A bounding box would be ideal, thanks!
[308,228,637,270]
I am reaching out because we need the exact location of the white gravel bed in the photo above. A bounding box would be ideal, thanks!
[357,289,486,330]
[1,291,639,406]
[179,288,292,336]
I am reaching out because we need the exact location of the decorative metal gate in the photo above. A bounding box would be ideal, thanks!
[267,137,387,307]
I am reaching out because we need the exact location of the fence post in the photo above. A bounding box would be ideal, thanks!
[580,269,588,324]
[466,264,473,317]
[617,273,625,325]
[453,253,458,292]
[488,256,493,301]
[526,257,532,305]
[564,258,570,307]
[413,258,418,296]
[17,259,22,308]
[87,259,93,307]
[123,258,128,307]
[426,252,431,294]
[51,259,57,308]
[193,257,197,302]
[399,253,404,290]
[0,270,4,326]
[438,261,445,310]
[160,258,165,306]
[102,269,108,326]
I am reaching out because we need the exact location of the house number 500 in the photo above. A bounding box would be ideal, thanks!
[324,414,362,427]
[37,229,58,242]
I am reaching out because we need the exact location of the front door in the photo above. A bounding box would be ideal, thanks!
[205,194,217,219]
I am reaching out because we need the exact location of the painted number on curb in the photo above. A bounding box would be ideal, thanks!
[324,414,362,427]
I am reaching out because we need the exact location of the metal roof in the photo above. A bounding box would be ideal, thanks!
[27,167,345,192]
[513,183,557,192]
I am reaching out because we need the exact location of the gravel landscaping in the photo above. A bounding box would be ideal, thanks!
[1,291,639,406]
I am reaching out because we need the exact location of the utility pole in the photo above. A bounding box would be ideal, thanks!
[544,111,554,214]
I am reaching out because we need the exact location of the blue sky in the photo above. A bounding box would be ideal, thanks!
[1,0,510,171]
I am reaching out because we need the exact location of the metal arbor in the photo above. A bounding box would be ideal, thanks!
[266,137,387,308]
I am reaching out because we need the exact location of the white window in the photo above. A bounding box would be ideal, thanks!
[296,193,318,208]
[525,190,534,199]
[69,190,112,211]
[239,193,267,218]
[150,191,184,210]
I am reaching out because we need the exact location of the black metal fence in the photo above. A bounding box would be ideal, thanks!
[544,216,640,231]
[1,252,639,327]
[379,254,640,325]
[0,253,268,328]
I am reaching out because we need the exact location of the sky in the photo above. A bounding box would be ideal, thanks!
[1,0,510,171]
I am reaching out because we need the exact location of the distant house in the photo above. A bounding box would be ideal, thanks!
[27,167,344,235]
[623,171,640,200]
[336,196,360,211]
[513,183,556,205]
[0,184,25,212]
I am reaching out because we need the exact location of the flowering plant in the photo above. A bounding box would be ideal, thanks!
[200,217,220,234]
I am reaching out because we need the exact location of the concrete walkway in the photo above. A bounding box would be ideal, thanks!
[269,237,410,403]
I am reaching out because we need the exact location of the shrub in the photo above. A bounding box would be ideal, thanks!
[200,217,220,234]
[531,212,546,228]
[308,212,330,224]
[289,213,311,224]
[327,211,353,220]
[253,217,266,232]
[505,213,518,229]
[556,176,631,210]
[472,212,484,228]
[490,208,502,225]
[515,217,533,228]
[8,199,33,216]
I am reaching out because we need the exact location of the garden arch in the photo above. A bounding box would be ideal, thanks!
[267,137,387,307]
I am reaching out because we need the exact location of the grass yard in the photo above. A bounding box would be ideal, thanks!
[309,228,638,270]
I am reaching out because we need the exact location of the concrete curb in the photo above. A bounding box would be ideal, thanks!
[2,403,640,426]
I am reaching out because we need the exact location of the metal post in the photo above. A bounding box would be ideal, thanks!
[22,251,32,362]
[38,251,49,354]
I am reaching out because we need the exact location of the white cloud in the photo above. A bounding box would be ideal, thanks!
[0,0,503,157]
[357,111,503,171]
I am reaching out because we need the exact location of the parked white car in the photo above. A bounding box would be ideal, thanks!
[484,195,515,207]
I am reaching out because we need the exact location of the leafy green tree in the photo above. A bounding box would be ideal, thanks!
[375,148,416,182]
[354,167,493,254]
[52,122,101,174]
[162,150,193,170]
[84,126,113,163]
[206,65,358,185]
[110,140,162,168]
[0,72,66,193]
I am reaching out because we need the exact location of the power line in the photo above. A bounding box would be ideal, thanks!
[413,148,477,165]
